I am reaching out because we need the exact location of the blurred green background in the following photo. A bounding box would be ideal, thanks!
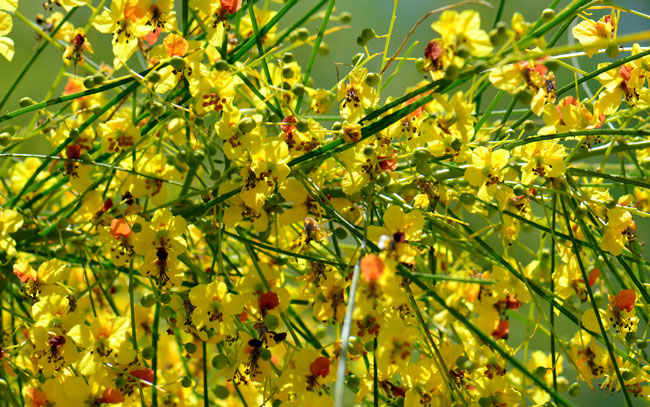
[2,0,650,405]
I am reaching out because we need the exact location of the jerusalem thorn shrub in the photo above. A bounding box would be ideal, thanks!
[0,0,650,406]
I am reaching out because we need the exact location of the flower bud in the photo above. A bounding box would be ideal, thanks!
[147,71,162,83]
[296,120,309,132]
[184,342,197,354]
[606,42,620,59]
[83,76,96,89]
[169,55,187,71]
[376,172,391,187]
[282,65,294,79]
[20,97,35,108]
[352,53,364,65]
[523,119,536,132]
[568,383,581,397]
[364,72,380,87]
[214,60,229,71]
[291,83,306,97]
[542,8,555,22]
[339,12,351,23]
[93,73,105,86]
[318,42,330,56]
[361,28,376,41]
[142,346,155,360]
[0,132,11,146]
[214,385,230,399]
[413,147,431,163]
[334,228,348,240]
[238,117,257,133]
[212,354,229,369]
[362,144,374,156]
[296,28,309,41]
[181,377,192,387]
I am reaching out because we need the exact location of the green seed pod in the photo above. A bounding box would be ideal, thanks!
[291,83,306,97]
[334,227,348,240]
[212,354,229,369]
[214,385,230,399]
[147,71,162,83]
[364,72,380,87]
[296,28,309,41]
[169,55,187,71]
[142,346,155,360]
[239,117,257,133]
[282,52,294,63]
[339,12,351,23]
[542,8,556,22]
[185,342,197,354]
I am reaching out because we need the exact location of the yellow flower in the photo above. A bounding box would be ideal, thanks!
[517,140,566,184]
[0,8,14,61]
[239,140,290,211]
[93,0,151,63]
[368,205,423,262]
[0,207,22,256]
[600,206,635,255]
[572,13,615,57]
[464,147,509,201]
[97,116,141,153]
[337,68,378,123]
[132,208,187,286]
[189,280,243,340]
[431,10,492,57]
